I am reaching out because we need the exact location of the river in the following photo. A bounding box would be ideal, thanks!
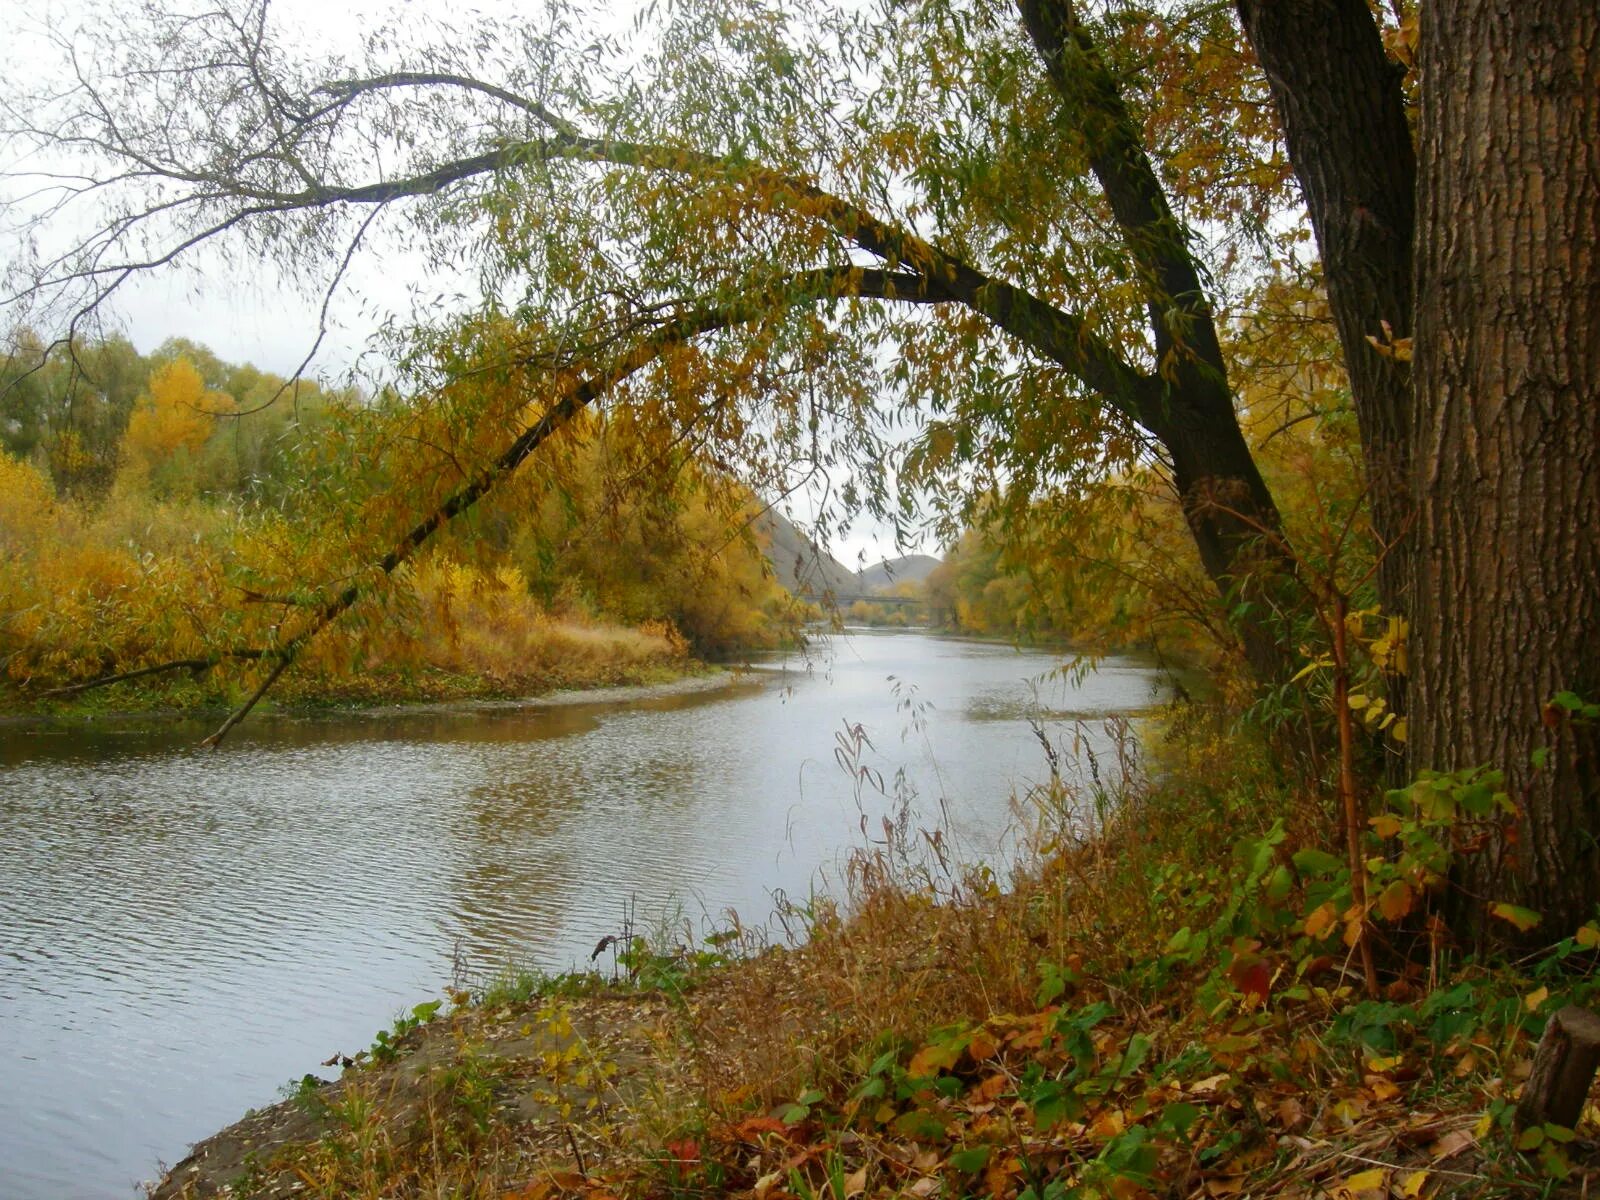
[0,629,1168,1199]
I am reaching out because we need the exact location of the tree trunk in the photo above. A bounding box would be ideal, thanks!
[1235,0,1416,621]
[1019,0,1302,683]
[1410,0,1600,939]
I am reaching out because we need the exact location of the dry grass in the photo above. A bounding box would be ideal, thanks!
[150,716,1600,1200]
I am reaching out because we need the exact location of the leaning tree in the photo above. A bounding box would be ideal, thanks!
[3,0,1596,936]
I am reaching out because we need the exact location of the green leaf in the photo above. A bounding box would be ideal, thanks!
[1116,1033,1152,1080]
[949,1146,991,1173]
[1265,864,1294,903]
[1489,903,1542,932]
[1157,1101,1200,1138]
[1293,848,1344,877]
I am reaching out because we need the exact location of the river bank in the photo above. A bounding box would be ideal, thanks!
[145,722,1590,1200]
[8,630,1156,1199]
[0,660,739,730]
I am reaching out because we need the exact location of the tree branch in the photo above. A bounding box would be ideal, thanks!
[35,649,269,697]
[194,264,937,745]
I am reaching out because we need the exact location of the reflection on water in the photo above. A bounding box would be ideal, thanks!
[0,630,1166,1199]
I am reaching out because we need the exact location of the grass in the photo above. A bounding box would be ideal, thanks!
[154,708,1600,1200]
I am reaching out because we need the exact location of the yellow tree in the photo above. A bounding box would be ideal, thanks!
[121,357,233,493]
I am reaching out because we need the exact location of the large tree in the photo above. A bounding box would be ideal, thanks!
[1407,0,1600,937]
[2,0,1313,685]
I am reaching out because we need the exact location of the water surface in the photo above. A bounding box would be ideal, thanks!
[0,630,1165,1198]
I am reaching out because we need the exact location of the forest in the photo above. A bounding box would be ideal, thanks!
[2,0,1598,1196]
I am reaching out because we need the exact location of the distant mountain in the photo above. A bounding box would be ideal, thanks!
[853,554,941,594]
[755,510,942,601]
[753,510,858,599]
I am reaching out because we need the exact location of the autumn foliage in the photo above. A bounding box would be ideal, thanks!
[0,338,800,710]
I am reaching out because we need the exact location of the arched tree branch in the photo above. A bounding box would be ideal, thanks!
[188,264,940,744]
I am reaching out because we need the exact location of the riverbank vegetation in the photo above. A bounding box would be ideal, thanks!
[152,713,1600,1199]
[0,337,804,713]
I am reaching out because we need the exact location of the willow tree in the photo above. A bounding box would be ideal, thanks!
[4,0,1597,932]
[2,0,1317,698]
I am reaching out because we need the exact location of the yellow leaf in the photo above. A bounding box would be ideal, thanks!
[1377,880,1414,922]
[1291,657,1332,683]
[908,1041,960,1077]
[1369,814,1404,838]
[1189,1072,1231,1096]
[1400,1169,1430,1198]
[1576,922,1600,947]
[1490,902,1542,932]
[1305,901,1339,939]
[966,1029,1000,1062]
[1336,1167,1389,1197]
[1524,985,1549,1012]
[1391,718,1408,743]
[1343,913,1366,948]
[1089,1109,1126,1139]
[1347,693,1370,710]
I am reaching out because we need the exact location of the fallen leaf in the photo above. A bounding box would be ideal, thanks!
[1429,1128,1475,1160]
[908,1041,961,1078]
[843,1165,868,1198]
[966,1029,1000,1062]
[1334,1167,1388,1197]
[1229,958,1272,1004]
[1399,1169,1430,1198]
[1089,1109,1126,1139]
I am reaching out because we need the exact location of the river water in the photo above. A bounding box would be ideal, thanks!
[0,630,1167,1199]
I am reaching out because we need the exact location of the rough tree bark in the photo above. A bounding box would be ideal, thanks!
[1410,0,1600,938]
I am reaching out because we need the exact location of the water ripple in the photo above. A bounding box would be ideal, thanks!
[0,632,1163,1199]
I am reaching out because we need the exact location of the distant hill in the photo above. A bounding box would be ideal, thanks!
[755,510,941,602]
[753,510,858,599]
[853,554,941,594]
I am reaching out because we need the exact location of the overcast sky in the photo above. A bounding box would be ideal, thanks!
[1,0,921,565]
